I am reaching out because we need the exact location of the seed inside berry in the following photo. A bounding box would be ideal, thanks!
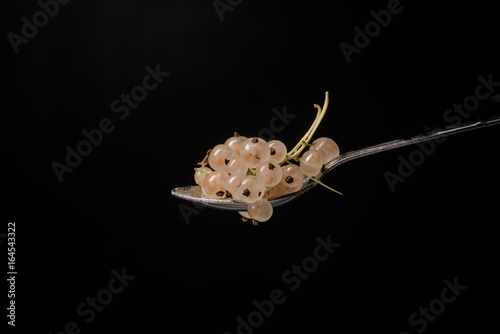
[268,163,275,170]
[270,148,276,155]
[285,176,294,184]
[225,191,233,199]
[224,158,230,165]
[251,137,259,143]
[216,191,225,197]
[242,188,251,197]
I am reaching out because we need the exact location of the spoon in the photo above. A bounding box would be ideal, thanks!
[171,116,500,211]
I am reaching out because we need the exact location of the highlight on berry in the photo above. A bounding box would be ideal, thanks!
[193,91,341,225]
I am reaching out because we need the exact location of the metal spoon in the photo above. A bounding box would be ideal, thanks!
[171,116,500,211]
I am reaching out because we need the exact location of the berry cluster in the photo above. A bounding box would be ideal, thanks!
[193,92,341,225]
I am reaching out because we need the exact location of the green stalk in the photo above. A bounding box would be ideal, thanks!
[303,172,343,196]
[284,91,329,162]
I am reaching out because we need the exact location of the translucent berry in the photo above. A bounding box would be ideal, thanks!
[236,175,265,203]
[268,140,287,164]
[284,182,303,194]
[194,166,212,186]
[202,170,228,199]
[256,161,283,187]
[208,144,233,171]
[248,199,273,222]
[225,134,248,156]
[281,164,303,188]
[268,182,286,198]
[240,137,270,168]
[225,155,249,176]
[300,149,325,176]
[224,173,245,201]
[310,137,339,163]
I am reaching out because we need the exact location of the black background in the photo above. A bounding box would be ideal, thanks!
[2,0,500,333]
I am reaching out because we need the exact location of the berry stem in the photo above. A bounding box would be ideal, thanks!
[194,166,212,173]
[302,172,343,196]
[285,91,329,162]
[282,160,343,196]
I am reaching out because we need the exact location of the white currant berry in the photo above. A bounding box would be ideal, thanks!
[194,166,212,186]
[240,137,270,168]
[225,155,249,176]
[284,182,303,194]
[311,137,339,163]
[208,144,233,171]
[268,140,287,164]
[300,149,325,176]
[256,161,283,187]
[225,134,248,156]
[268,182,286,198]
[236,175,265,203]
[281,164,303,188]
[202,170,228,199]
[248,199,273,222]
[224,173,245,201]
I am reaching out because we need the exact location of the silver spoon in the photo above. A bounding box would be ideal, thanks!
[171,116,500,211]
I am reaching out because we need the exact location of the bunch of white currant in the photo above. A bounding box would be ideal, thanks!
[194,134,339,224]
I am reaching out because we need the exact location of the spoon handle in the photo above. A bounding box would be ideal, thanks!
[323,116,500,174]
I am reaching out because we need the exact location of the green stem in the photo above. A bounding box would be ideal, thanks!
[303,172,343,196]
[284,92,329,162]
